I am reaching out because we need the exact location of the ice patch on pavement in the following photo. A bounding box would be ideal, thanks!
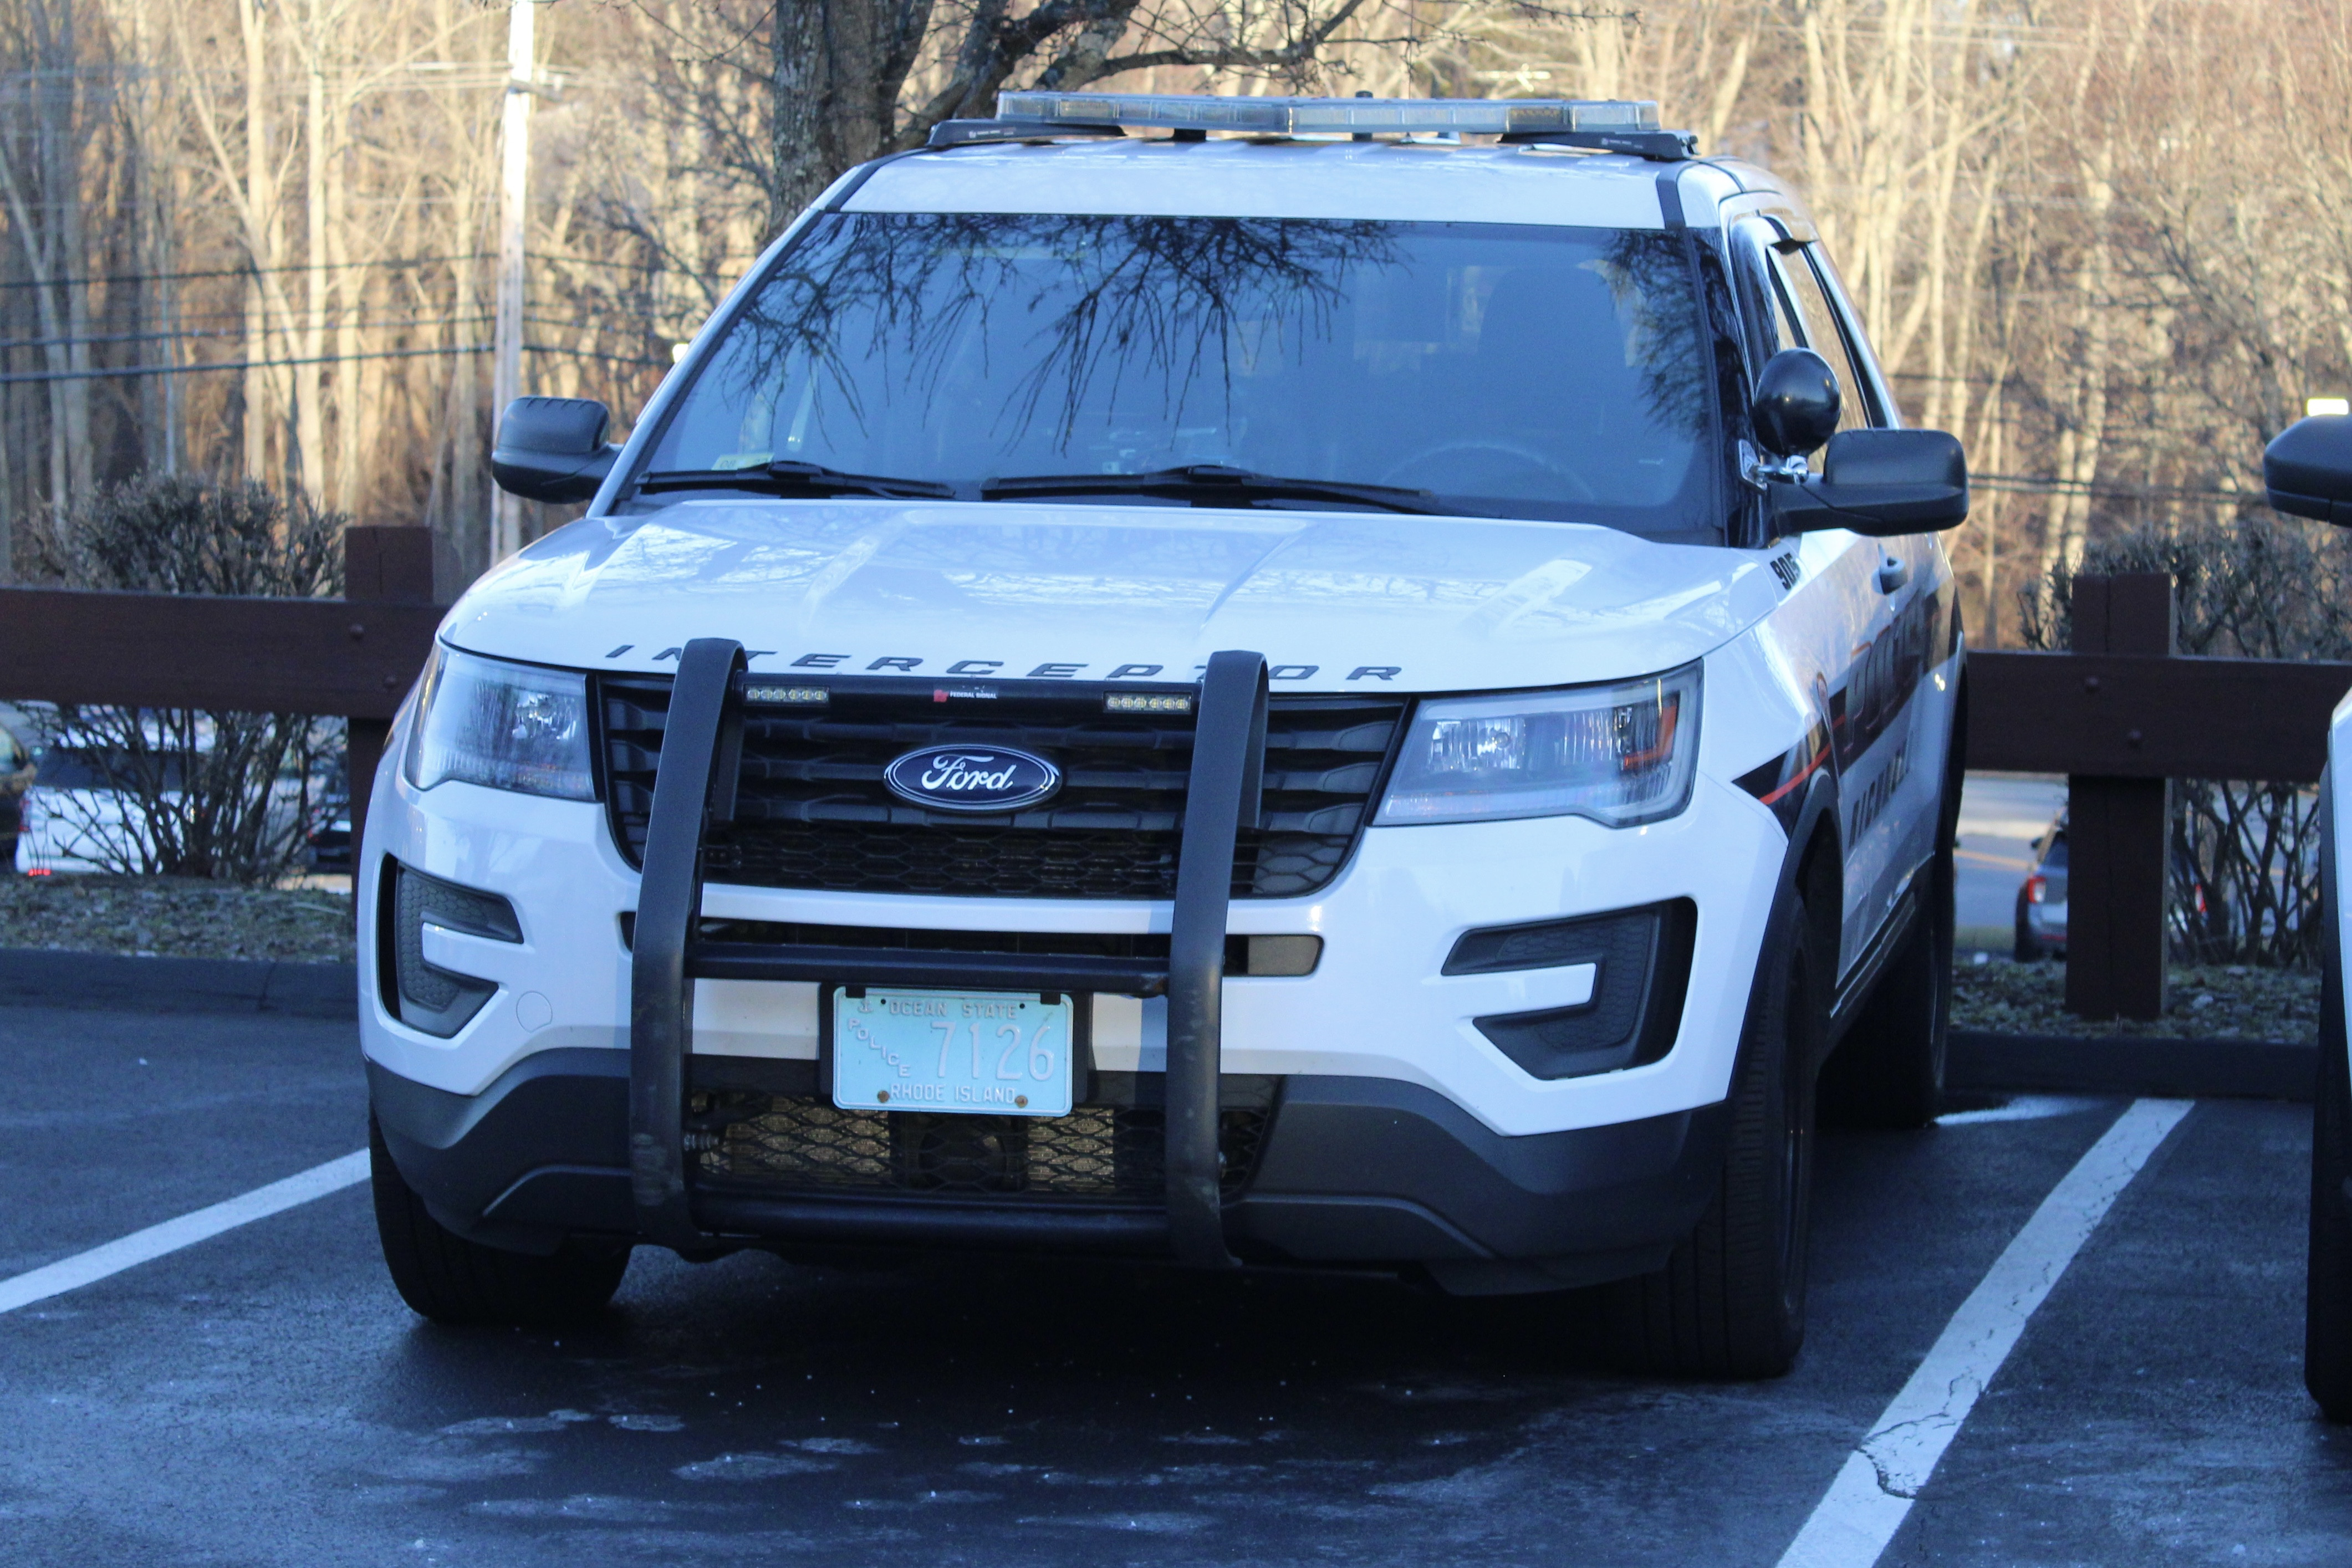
[470,1494,700,1522]
[675,1452,839,1482]
[375,1447,544,1482]
[1936,1095,2108,1126]
[1017,1511,1210,1533]
[437,1410,594,1436]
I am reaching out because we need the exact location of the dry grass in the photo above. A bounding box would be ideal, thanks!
[0,874,354,963]
[1952,956,2318,1043]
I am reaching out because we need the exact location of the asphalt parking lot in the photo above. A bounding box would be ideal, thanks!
[3,1002,2348,1566]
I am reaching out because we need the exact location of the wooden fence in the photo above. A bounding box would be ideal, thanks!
[1,548,2343,1023]
[0,527,440,856]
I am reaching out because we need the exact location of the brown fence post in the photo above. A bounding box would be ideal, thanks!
[343,527,438,874]
[2064,572,2175,1020]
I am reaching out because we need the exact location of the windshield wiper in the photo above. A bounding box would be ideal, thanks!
[638,459,958,500]
[981,463,1445,514]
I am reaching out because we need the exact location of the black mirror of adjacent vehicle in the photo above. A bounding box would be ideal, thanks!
[491,396,617,504]
[2263,415,2352,525]
[1752,348,1842,457]
[1771,428,1970,537]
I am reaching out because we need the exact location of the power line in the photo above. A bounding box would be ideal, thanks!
[0,311,501,353]
[0,340,670,385]
[1973,472,2259,504]
[0,251,496,294]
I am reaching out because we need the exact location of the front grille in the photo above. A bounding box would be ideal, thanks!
[688,1086,1272,1203]
[600,678,1403,899]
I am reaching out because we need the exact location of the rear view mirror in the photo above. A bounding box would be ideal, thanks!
[2264,415,2352,524]
[1752,348,1842,457]
[1771,428,1969,538]
[491,397,618,504]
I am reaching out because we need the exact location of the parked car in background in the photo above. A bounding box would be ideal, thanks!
[0,718,33,869]
[2265,409,2352,1422]
[2014,815,2068,960]
[9,732,185,875]
[2011,808,2226,964]
[11,718,340,878]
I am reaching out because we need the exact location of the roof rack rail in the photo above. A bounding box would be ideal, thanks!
[927,116,1125,148]
[975,91,1696,161]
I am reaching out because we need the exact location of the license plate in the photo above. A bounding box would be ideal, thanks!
[831,987,1075,1118]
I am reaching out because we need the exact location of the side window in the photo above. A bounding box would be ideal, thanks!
[1729,222,1796,367]
[1768,247,1870,432]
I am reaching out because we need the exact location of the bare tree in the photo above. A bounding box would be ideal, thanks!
[761,0,1618,230]
[0,0,98,538]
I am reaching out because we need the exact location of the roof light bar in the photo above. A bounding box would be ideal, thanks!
[997,90,1662,140]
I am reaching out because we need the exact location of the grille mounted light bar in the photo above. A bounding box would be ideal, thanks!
[977,91,1694,158]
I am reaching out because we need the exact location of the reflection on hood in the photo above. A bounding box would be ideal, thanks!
[445,499,1783,693]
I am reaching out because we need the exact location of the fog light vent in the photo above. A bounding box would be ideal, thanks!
[1457,900,1694,1080]
[385,861,521,1038]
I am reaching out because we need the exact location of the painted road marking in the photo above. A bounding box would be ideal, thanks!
[0,1150,368,1316]
[1776,1097,2193,1568]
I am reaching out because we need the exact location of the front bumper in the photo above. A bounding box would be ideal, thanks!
[360,643,1790,1276]
[370,1048,1727,1286]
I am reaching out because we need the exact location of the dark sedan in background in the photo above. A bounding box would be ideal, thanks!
[2014,815,2068,960]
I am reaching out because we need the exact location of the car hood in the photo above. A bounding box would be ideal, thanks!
[443,499,1782,692]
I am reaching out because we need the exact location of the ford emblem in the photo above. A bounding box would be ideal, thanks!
[882,744,1062,813]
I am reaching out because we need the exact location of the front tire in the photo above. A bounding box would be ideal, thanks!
[370,1117,630,1326]
[2309,921,2352,1421]
[1604,883,1820,1380]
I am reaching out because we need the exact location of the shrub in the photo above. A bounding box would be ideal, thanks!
[23,477,345,886]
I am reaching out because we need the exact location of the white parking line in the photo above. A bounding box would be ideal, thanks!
[1776,1097,2193,1568]
[0,1150,369,1316]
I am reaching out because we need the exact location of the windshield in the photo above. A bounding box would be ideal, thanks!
[643,214,1721,539]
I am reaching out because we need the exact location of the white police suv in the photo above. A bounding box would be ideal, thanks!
[2266,415,2352,1421]
[363,93,1968,1378]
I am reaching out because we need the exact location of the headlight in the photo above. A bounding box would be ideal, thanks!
[404,646,594,800]
[1374,663,1700,828]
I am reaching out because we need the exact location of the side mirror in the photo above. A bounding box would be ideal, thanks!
[1752,348,1841,457]
[491,396,617,504]
[1771,428,1969,537]
[2264,415,2352,524]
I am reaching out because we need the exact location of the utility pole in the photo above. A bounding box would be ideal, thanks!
[491,0,534,560]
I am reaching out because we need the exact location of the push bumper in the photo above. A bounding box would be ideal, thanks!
[369,1049,1728,1288]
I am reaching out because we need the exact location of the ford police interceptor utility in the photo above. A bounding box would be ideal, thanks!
[362,93,1969,1380]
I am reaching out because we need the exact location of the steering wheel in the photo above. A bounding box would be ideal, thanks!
[1379,438,1598,502]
